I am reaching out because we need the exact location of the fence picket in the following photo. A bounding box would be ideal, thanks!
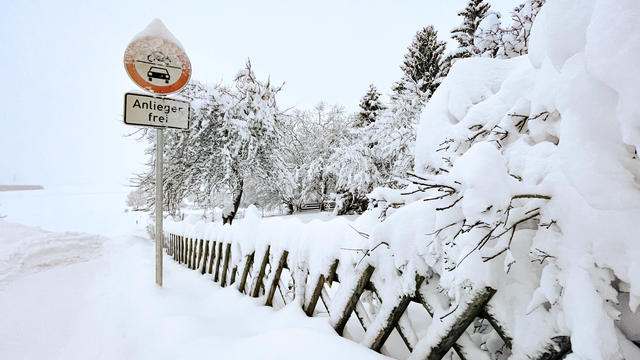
[366,275,425,351]
[221,243,232,287]
[208,241,216,274]
[200,240,210,275]
[238,252,255,294]
[332,264,375,336]
[265,250,288,307]
[214,242,223,282]
[251,246,271,298]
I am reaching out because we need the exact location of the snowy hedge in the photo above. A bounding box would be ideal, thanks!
[403,0,640,358]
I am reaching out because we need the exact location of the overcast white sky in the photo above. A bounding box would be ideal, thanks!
[0,0,518,188]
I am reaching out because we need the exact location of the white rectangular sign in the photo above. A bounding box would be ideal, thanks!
[124,92,190,129]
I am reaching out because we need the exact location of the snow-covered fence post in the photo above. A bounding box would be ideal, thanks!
[184,238,189,267]
[174,235,178,262]
[213,242,223,282]
[186,238,191,267]
[173,235,177,258]
[186,238,192,269]
[305,259,339,317]
[182,237,187,265]
[220,243,232,287]
[251,246,271,298]
[265,250,289,306]
[238,252,255,294]
[181,238,185,265]
[208,241,216,274]
[175,235,179,262]
[191,239,197,270]
[416,287,496,360]
[187,238,192,269]
[200,240,210,275]
[190,239,195,269]
[414,283,487,360]
[331,264,375,336]
[354,280,416,353]
[197,239,204,269]
[366,274,426,351]
[180,236,185,264]
[193,239,198,270]
[229,265,238,285]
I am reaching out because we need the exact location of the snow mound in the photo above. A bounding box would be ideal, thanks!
[0,220,102,287]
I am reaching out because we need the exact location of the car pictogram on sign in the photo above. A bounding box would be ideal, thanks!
[147,67,170,83]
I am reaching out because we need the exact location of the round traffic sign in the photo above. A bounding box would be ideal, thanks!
[124,20,191,95]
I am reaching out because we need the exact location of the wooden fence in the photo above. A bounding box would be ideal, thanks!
[163,232,571,360]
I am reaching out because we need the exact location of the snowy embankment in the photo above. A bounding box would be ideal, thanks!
[0,221,102,287]
[0,219,389,360]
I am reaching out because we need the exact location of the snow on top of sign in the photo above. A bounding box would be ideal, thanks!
[131,18,185,51]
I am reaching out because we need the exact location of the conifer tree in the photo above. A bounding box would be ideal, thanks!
[365,26,447,190]
[397,25,447,98]
[357,84,386,127]
[450,0,492,60]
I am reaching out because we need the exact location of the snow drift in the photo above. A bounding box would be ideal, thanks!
[0,220,102,287]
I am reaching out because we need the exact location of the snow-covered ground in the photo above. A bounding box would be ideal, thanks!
[0,185,140,236]
[0,189,388,360]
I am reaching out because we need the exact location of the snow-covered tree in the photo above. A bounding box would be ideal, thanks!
[126,186,148,212]
[474,0,546,58]
[356,84,386,127]
[328,122,382,214]
[218,60,282,224]
[502,0,545,56]
[302,104,349,207]
[326,25,448,215]
[450,0,492,60]
[373,25,446,183]
[132,61,283,224]
[396,25,447,97]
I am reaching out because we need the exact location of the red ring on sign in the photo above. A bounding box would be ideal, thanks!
[124,37,191,95]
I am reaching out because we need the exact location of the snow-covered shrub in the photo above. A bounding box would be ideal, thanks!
[473,0,545,59]
[369,0,640,358]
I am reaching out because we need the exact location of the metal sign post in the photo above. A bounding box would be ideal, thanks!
[155,128,164,286]
[123,19,192,287]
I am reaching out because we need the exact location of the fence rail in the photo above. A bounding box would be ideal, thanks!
[163,232,571,360]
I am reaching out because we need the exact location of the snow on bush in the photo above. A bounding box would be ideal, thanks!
[396,0,640,358]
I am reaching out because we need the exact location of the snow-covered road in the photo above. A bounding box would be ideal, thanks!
[0,218,387,359]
